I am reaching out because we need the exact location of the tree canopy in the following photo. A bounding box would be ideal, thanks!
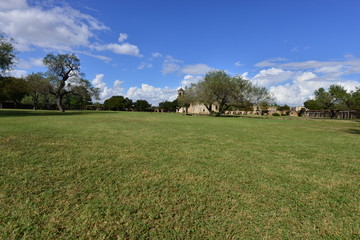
[104,95,133,111]
[0,34,16,75]
[159,99,178,112]
[25,73,50,110]
[304,85,359,110]
[43,53,99,112]
[134,99,151,111]
[182,70,272,116]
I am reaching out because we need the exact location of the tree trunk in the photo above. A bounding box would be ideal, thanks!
[32,94,39,110]
[205,104,213,115]
[56,96,65,112]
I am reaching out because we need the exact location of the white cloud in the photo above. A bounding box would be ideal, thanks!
[241,72,249,79]
[118,33,128,42]
[252,68,293,87]
[92,74,178,105]
[269,78,359,106]
[234,61,243,67]
[75,51,111,62]
[0,3,108,51]
[252,56,360,105]
[0,0,28,10]
[126,84,177,105]
[137,62,153,70]
[92,74,125,101]
[0,2,142,59]
[5,69,28,78]
[162,56,182,74]
[182,64,212,75]
[296,72,317,82]
[181,75,203,86]
[98,43,141,57]
[161,56,214,76]
[91,40,141,57]
[255,57,360,75]
[17,57,44,69]
[152,52,162,58]
[315,65,344,73]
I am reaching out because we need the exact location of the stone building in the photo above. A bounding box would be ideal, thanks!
[176,88,299,116]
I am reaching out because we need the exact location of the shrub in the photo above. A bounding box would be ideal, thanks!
[281,113,286,116]
[272,113,280,116]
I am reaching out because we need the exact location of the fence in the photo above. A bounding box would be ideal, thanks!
[305,110,360,119]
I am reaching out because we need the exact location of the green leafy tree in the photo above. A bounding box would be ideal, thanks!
[134,99,151,111]
[104,95,126,111]
[43,53,99,112]
[0,77,28,107]
[186,70,272,116]
[123,97,133,110]
[159,99,178,112]
[310,85,352,110]
[25,73,50,110]
[304,99,322,110]
[276,104,290,111]
[349,87,360,110]
[0,34,16,75]
[104,95,132,111]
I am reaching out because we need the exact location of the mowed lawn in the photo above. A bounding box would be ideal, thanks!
[1,110,359,239]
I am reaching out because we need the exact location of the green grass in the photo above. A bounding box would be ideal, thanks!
[1,109,359,239]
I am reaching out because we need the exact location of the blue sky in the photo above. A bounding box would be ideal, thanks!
[1,0,359,106]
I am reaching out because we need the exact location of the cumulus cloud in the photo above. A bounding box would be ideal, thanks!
[252,68,294,87]
[92,74,125,101]
[181,64,212,75]
[127,84,177,105]
[5,69,28,78]
[0,2,108,51]
[269,78,359,106]
[0,2,142,58]
[252,56,360,106]
[92,42,141,57]
[296,72,317,82]
[181,75,203,86]
[0,0,28,10]
[241,72,249,79]
[92,74,178,105]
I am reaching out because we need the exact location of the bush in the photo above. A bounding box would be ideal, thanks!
[272,113,280,116]
[281,113,286,116]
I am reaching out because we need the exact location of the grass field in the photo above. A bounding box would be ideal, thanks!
[1,110,359,239]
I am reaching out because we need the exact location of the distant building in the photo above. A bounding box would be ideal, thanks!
[176,89,302,116]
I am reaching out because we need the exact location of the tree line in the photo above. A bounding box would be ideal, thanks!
[1,33,359,113]
[0,53,99,112]
[304,85,360,111]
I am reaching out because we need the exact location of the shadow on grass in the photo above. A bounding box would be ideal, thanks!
[347,128,360,135]
[0,109,115,118]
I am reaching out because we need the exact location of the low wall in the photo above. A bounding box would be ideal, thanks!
[305,110,360,119]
